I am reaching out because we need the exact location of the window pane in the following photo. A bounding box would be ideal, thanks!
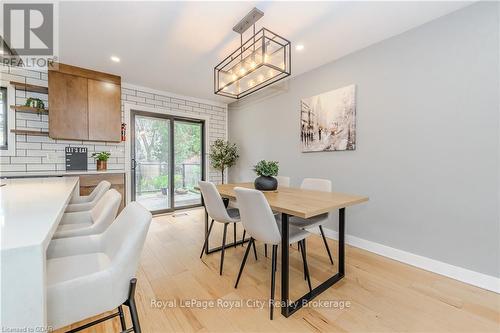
[174,120,202,207]
[0,87,7,149]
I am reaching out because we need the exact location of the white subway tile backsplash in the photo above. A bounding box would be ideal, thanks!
[41,143,66,150]
[26,164,56,171]
[9,67,42,79]
[137,91,154,99]
[11,156,42,164]
[27,135,52,143]
[155,95,170,102]
[126,95,146,103]
[0,164,26,172]
[17,142,42,150]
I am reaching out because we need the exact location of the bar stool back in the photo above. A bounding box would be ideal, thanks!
[66,181,111,212]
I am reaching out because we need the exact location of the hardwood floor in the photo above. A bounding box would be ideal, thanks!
[56,208,500,333]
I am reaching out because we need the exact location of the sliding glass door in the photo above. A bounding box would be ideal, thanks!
[131,111,204,214]
[174,120,203,208]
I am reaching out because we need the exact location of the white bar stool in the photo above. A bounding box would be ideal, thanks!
[54,189,121,239]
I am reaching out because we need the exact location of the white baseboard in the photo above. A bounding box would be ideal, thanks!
[314,228,500,293]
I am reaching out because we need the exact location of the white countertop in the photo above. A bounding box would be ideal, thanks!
[1,170,126,178]
[1,176,79,327]
[0,177,79,250]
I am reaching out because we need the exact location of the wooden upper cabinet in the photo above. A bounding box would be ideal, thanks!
[48,71,89,140]
[88,79,121,141]
[48,63,121,142]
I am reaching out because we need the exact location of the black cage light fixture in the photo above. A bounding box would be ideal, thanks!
[214,8,291,99]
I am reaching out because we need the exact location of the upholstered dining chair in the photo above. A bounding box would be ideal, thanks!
[275,175,291,187]
[264,175,291,257]
[198,181,251,275]
[53,189,121,239]
[46,202,152,332]
[66,180,111,212]
[289,178,334,265]
[234,187,313,320]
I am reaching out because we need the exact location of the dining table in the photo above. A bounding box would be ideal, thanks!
[202,182,368,318]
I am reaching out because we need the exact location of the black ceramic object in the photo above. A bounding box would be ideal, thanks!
[254,176,278,191]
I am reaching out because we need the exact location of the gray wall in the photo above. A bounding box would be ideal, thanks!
[228,2,500,277]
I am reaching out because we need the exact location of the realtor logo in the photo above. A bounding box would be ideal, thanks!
[3,3,54,55]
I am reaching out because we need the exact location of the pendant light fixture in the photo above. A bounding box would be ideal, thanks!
[214,8,291,99]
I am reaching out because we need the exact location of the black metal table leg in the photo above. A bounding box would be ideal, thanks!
[280,212,290,317]
[281,208,346,318]
[201,193,210,255]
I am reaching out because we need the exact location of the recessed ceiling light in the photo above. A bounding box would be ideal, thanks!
[110,56,120,62]
[295,44,304,51]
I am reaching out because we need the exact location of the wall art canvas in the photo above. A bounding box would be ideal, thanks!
[300,84,356,152]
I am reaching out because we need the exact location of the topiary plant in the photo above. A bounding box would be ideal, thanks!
[208,139,239,184]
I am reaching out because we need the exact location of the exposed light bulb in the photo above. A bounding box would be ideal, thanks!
[248,80,255,87]
[250,61,257,69]
[264,54,269,63]
[239,67,246,76]
[231,74,237,81]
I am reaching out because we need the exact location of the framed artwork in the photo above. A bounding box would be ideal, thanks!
[300,84,356,152]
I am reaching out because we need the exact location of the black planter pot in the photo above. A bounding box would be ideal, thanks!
[254,176,278,191]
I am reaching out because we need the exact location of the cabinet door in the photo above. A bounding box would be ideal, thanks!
[77,173,126,213]
[88,79,121,142]
[49,71,89,140]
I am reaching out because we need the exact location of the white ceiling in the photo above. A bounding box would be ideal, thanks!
[58,1,472,104]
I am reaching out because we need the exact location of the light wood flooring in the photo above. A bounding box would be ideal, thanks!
[55,208,500,333]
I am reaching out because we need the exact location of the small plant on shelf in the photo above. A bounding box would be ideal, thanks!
[91,152,111,171]
[25,97,45,109]
[253,160,279,191]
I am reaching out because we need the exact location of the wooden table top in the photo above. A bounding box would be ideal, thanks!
[216,182,369,219]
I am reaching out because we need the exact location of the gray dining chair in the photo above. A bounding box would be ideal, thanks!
[233,187,313,320]
[198,181,250,275]
[289,178,334,265]
[275,176,291,187]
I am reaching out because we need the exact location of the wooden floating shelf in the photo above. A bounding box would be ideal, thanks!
[10,129,49,136]
[10,81,48,94]
[10,105,49,114]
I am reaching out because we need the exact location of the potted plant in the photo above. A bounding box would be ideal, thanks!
[91,152,111,171]
[25,97,45,109]
[209,139,239,184]
[253,160,279,191]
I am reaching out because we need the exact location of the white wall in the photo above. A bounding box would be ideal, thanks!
[228,2,500,279]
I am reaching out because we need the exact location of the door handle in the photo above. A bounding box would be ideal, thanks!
[131,158,136,170]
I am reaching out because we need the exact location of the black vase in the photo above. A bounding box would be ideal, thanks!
[254,176,278,191]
